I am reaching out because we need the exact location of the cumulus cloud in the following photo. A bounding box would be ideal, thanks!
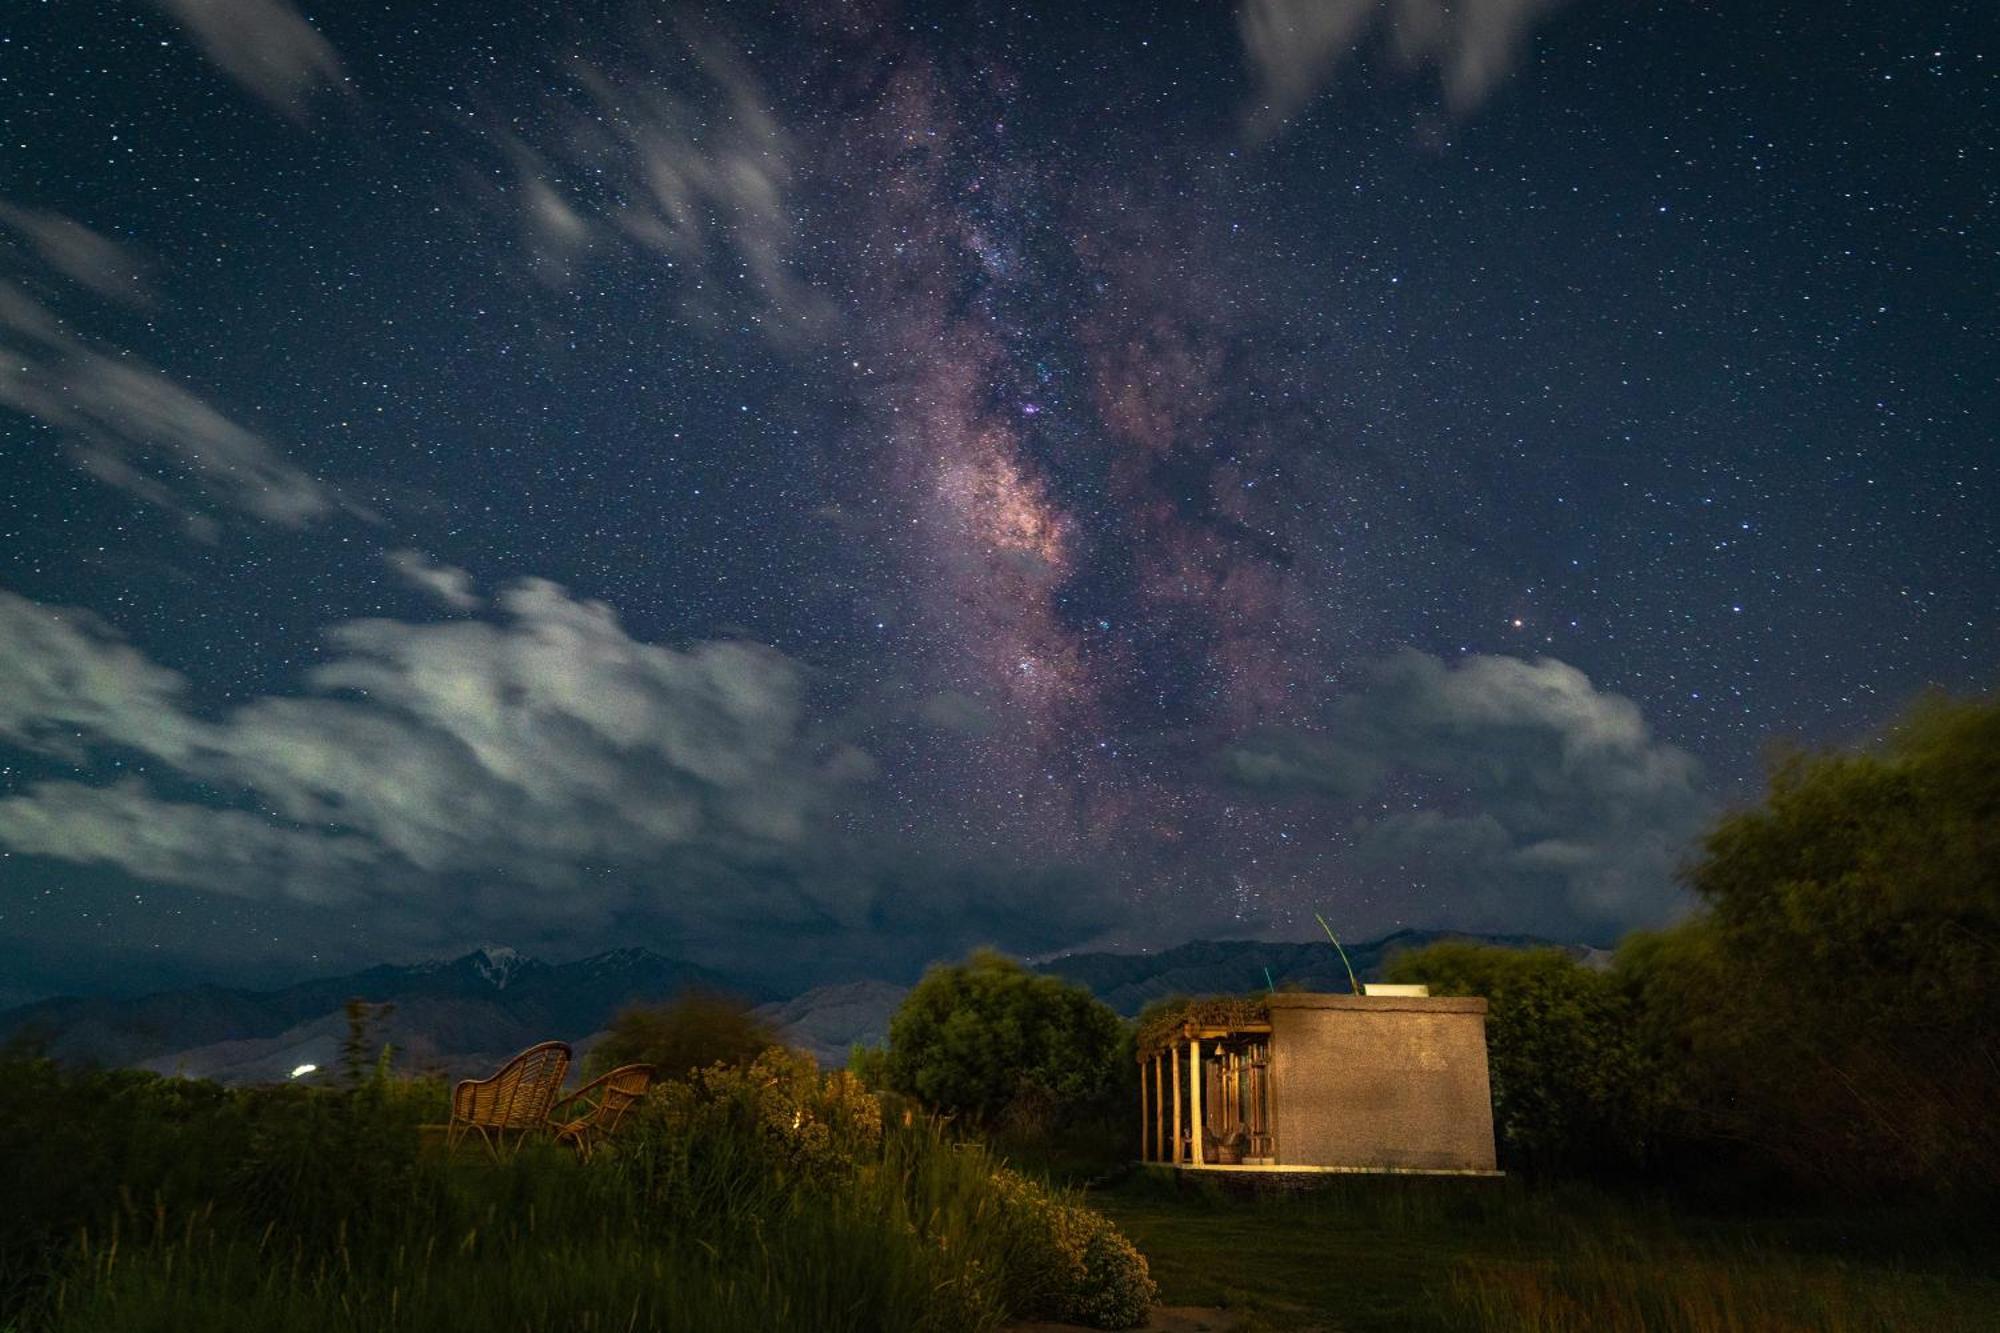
[1239,0,1569,135]
[0,581,902,971]
[384,549,482,611]
[149,0,349,123]
[0,590,203,763]
[1225,650,1710,931]
[1,212,339,533]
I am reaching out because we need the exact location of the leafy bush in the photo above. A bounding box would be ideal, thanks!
[642,1046,884,1188]
[992,1168,1158,1328]
[587,989,778,1078]
[883,949,1130,1131]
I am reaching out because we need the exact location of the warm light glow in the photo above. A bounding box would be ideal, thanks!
[290,1063,318,1079]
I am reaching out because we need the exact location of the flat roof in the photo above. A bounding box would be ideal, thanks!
[1265,992,1488,1015]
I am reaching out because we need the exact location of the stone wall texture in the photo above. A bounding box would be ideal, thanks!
[1267,994,1497,1171]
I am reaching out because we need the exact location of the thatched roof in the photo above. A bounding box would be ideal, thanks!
[1136,995,1271,1061]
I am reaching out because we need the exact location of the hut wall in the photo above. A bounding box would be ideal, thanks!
[1266,994,1497,1172]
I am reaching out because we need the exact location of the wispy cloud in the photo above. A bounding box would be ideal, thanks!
[486,23,830,343]
[149,0,350,123]
[384,549,482,611]
[0,203,341,535]
[1239,0,1570,136]
[0,205,152,306]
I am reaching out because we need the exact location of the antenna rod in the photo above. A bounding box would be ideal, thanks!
[1313,912,1362,995]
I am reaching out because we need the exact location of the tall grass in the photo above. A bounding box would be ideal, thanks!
[34,1138,1006,1333]
[1100,1168,1999,1332]
[1450,1246,1994,1333]
[3,1050,1154,1332]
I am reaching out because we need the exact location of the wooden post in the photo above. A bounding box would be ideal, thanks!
[1169,1042,1182,1164]
[1189,1036,1204,1166]
[1153,1053,1166,1164]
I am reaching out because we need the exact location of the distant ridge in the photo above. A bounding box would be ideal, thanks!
[753,928,1595,1063]
[1036,928,1596,1015]
[0,946,743,1083]
[0,930,1595,1081]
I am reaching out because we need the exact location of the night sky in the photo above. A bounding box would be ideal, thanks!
[2,0,1994,1004]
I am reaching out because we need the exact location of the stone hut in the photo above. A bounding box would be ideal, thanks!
[1136,990,1499,1175]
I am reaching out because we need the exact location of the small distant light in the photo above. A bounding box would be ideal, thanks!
[290,1063,318,1079]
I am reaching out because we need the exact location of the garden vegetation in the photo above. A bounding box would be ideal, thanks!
[0,1037,1154,1331]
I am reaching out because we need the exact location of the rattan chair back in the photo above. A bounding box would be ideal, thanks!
[447,1040,572,1155]
[550,1063,655,1159]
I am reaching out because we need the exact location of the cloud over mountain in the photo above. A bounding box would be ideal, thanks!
[1226,650,1710,931]
[0,582,859,936]
[0,579,1128,984]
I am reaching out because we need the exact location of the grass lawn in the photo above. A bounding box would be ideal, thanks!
[1088,1168,2000,1332]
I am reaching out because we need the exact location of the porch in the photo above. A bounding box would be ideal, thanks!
[1137,999,1274,1168]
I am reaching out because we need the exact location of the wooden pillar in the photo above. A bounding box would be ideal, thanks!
[1153,1053,1166,1164]
[1169,1043,1182,1164]
[1189,1036,1204,1166]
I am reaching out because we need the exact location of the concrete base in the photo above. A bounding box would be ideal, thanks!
[1139,1161,1503,1198]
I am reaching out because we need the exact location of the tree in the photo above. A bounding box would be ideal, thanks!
[883,950,1129,1130]
[1637,693,2000,1193]
[589,990,778,1079]
[1386,942,1663,1173]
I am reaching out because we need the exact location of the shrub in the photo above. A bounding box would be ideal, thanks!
[883,949,1130,1131]
[642,1047,884,1188]
[992,1168,1158,1328]
[587,989,778,1079]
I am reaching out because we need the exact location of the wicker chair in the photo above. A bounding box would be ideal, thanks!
[447,1040,572,1158]
[547,1063,655,1161]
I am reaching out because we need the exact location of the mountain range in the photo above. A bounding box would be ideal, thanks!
[1038,929,1607,1015]
[0,946,739,1084]
[0,930,1601,1082]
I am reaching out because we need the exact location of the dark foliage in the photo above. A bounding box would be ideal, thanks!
[587,989,778,1079]
[1385,943,1665,1174]
[883,949,1133,1134]
[1631,693,2000,1195]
